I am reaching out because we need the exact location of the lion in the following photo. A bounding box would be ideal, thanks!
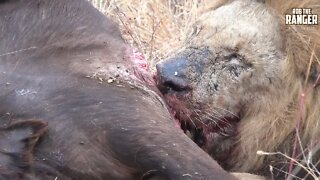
[155,0,320,178]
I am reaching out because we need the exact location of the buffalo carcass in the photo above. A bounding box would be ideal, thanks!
[0,0,236,180]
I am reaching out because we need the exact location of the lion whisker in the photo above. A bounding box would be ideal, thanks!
[211,105,240,118]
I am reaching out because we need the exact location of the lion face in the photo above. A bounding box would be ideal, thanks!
[156,0,285,165]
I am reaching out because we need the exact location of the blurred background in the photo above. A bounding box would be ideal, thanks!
[88,0,209,68]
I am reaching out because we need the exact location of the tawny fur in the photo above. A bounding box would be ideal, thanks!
[175,0,320,173]
[109,0,319,176]
[235,0,320,172]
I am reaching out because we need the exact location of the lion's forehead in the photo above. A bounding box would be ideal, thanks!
[196,0,283,51]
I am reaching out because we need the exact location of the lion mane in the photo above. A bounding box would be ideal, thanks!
[232,0,320,175]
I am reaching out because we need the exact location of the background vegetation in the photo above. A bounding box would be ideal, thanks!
[89,0,208,68]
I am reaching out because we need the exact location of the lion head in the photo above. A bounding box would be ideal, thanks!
[155,0,320,177]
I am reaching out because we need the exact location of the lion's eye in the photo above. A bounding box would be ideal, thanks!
[224,53,250,77]
[228,66,241,77]
[225,53,241,62]
[229,56,241,65]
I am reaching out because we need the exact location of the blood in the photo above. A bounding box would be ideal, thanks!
[126,48,155,86]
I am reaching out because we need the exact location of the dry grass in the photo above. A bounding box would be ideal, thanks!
[89,0,207,68]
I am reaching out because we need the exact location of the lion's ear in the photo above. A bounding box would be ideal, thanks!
[0,120,48,169]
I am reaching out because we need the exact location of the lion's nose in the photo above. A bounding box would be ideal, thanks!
[156,57,190,93]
